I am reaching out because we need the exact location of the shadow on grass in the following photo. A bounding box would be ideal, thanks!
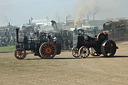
[24,57,78,60]
[111,56,128,58]
[23,55,128,60]
[25,58,42,60]
[0,52,12,53]
[48,58,77,59]
[88,55,128,59]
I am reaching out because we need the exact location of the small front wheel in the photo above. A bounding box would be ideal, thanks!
[14,48,26,60]
[72,47,80,58]
[79,46,90,58]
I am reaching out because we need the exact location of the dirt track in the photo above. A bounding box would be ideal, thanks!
[0,41,128,85]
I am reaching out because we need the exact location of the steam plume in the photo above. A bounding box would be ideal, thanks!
[74,0,99,27]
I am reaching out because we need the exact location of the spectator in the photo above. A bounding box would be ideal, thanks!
[53,35,57,43]
[10,35,14,46]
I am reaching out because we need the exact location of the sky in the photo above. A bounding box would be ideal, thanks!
[0,0,128,25]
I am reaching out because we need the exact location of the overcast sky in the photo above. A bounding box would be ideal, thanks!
[0,0,127,25]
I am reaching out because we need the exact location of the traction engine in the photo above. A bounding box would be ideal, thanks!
[14,28,61,60]
[72,31,118,58]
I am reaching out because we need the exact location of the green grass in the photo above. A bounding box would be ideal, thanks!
[0,46,15,52]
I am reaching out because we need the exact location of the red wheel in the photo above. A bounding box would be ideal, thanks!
[39,42,56,59]
[14,48,26,60]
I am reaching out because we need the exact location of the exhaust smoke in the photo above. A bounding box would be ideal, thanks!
[74,0,99,27]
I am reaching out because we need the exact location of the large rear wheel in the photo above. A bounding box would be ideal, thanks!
[101,40,117,57]
[39,42,56,59]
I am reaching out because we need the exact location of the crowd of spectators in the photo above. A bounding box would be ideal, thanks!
[18,26,36,42]
[0,25,36,47]
[0,35,16,46]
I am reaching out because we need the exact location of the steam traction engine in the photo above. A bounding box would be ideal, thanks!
[72,29,118,58]
[14,28,61,60]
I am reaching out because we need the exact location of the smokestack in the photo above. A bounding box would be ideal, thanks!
[8,22,11,26]
[16,28,19,43]
[29,19,31,25]
[87,14,89,20]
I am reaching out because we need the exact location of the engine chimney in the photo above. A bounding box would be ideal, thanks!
[16,28,19,43]
[87,14,89,20]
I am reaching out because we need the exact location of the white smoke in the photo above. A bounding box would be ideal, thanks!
[74,0,99,27]
[74,0,122,27]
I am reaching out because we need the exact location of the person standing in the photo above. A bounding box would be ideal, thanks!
[53,35,57,44]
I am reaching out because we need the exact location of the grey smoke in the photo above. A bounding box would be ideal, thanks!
[74,0,122,27]
[74,0,99,27]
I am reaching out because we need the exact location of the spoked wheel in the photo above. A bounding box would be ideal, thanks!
[101,40,117,57]
[90,48,101,56]
[39,42,56,59]
[72,47,80,58]
[79,46,90,58]
[14,48,26,60]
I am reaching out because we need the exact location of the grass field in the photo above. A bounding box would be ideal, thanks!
[0,46,15,52]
